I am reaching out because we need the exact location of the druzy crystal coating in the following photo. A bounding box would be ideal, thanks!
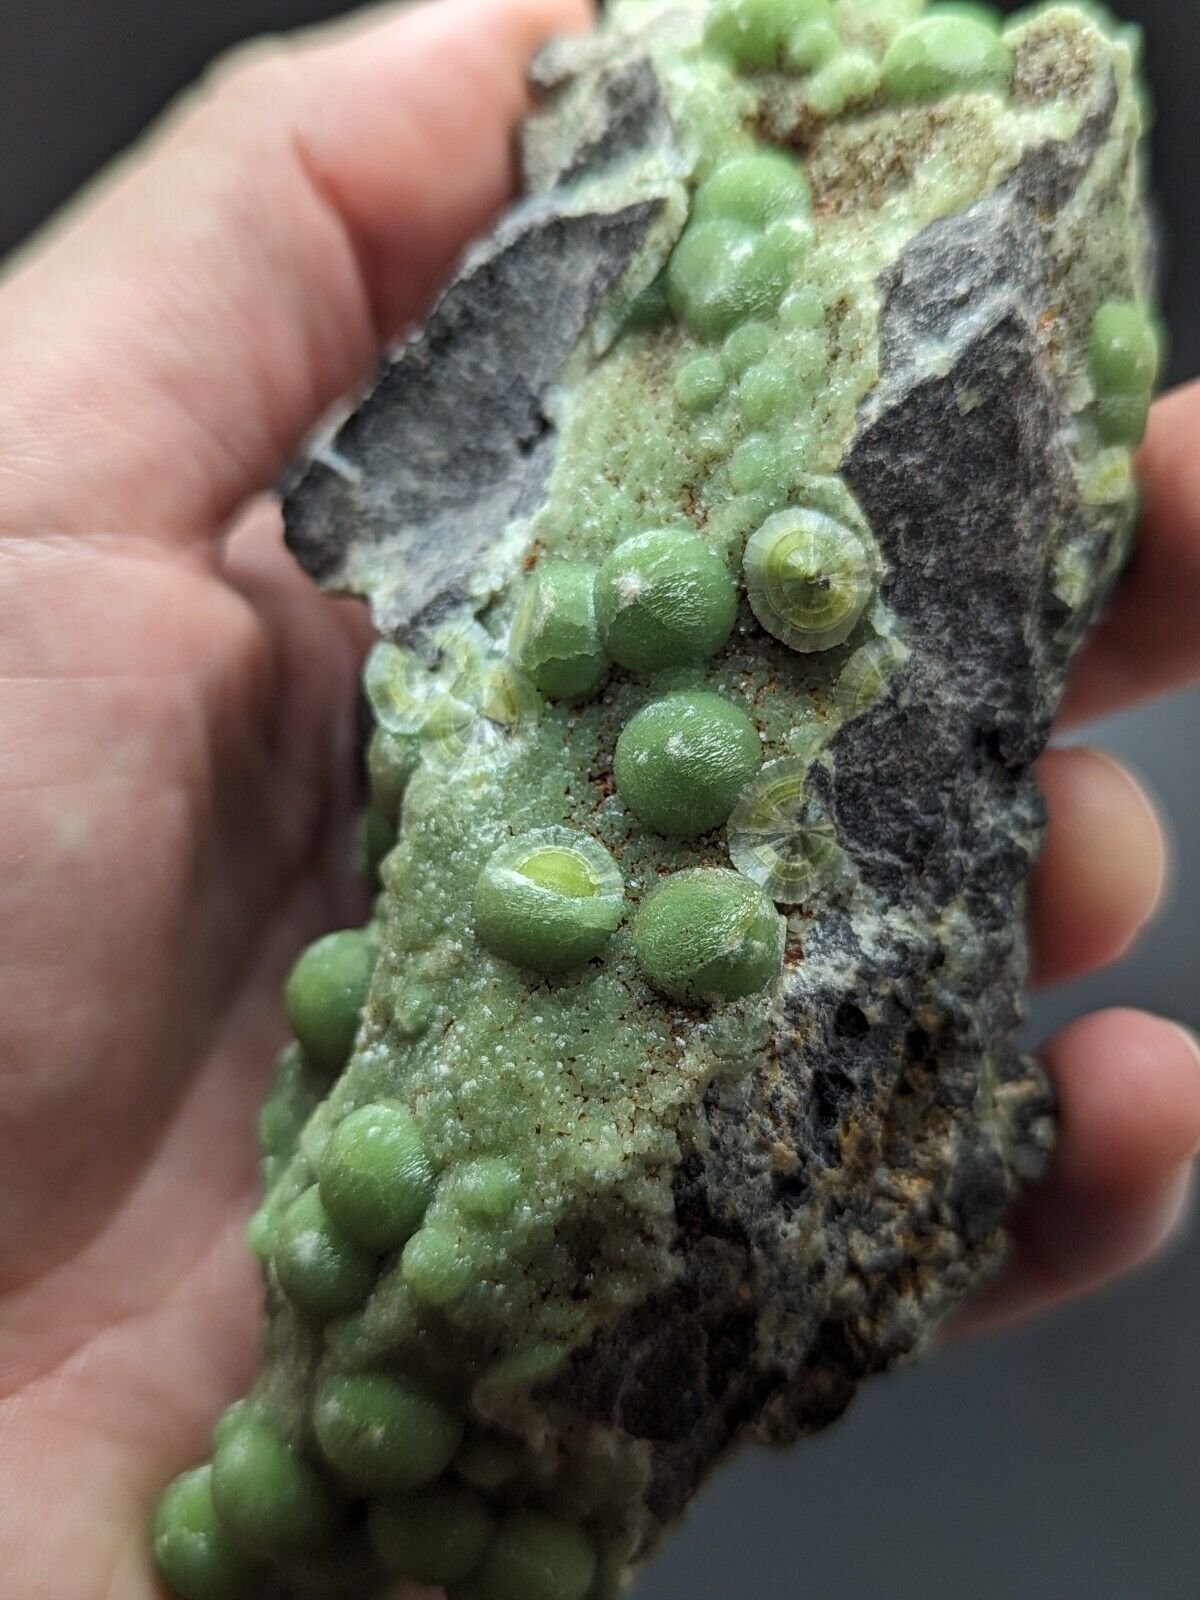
[154,0,1158,1595]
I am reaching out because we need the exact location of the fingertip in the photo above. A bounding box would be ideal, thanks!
[1047,1007,1200,1195]
[1031,746,1168,987]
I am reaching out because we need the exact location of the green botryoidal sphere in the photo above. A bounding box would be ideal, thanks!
[313,1372,463,1496]
[881,14,1013,102]
[509,561,610,702]
[614,691,763,837]
[367,725,418,825]
[369,1485,495,1585]
[1090,299,1159,446]
[704,0,837,72]
[448,1511,598,1600]
[691,150,811,228]
[666,218,793,340]
[402,1221,478,1307]
[594,528,737,673]
[274,1185,378,1321]
[318,1101,435,1251]
[743,505,878,652]
[210,1417,339,1559]
[284,928,374,1073]
[632,868,786,1005]
[474,827,624,972]
[153,1465,265,1600]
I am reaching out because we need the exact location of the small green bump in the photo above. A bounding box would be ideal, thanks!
[666,220,791,340]
[211,1418,339,1558]
[881,15,1012,102]
[783,12,841,71]
[1090,300,1158,445]
[727,756,850,903]
[729,433,783,494]
[451,1512,598,1600]
[595,528,737,673]
[456,1436,522,1491]
[363,806,395,886]
[367,727,418,825]
[674,354,726,413]
[743,504,879,652]
[313,1373,463,1495]
[803,49,881,115]
[721,320,773,377]
[614,692,762,837]
[474,827,624,972]
[274,1186,378,1321]
[510,562,609,703]
[284,929,374,1073]
[691,152,811,228]
[455,1156,522,1219]
[739,359,797,428]
[402,1224,477,1307]
[153,1465,265,1600]
[778,285,824,330]
[632,868,786,1005]
[211,1398,257,1454]
[370,1486,495,1585]
[319,1102,435,1251]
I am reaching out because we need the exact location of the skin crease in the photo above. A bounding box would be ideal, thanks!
[0,1,1196,1594]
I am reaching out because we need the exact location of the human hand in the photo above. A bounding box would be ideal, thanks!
[0,1,1195,1593]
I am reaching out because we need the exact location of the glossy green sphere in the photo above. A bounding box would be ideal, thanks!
[274,1186,378,1321]
[674,353,726,412]
[313,1372,463,1495]
[510,562,609,702]
[318,1101,435,1251]
[691,152,811,228]
[614,692,762,837]
[1090,299,1158,446]
[284,929,373,1073]
[211,1418,339,1558]
[474,827,624,973]
[369,1486,495,1585]
[595,528,737,673]
[153,1466,264,1600]
[451,1512,598,1600]
[633,868,785,1005]
[402,1223,477,1307]
[881,15,1012,101]
[666,219,791,340]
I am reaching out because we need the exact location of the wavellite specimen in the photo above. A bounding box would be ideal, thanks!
[152,2,1158,1596]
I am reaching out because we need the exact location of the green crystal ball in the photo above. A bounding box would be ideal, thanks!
[632,868,786,1004]
[594,528,737,672]
[614,690,763,836]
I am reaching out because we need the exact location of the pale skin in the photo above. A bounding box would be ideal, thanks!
[0,2,1196,1596]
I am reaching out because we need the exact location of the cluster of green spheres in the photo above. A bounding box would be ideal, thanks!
[667,150,811,340]
[704,0,840,74]
[880,14,1012,102]
[1089,299,1159,447]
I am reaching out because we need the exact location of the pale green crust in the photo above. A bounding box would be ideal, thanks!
[155,3,1155,1596]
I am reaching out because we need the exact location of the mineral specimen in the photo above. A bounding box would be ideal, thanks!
[151,2,1158,1596]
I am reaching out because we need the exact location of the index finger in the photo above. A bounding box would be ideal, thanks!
[1060,379,1200,727]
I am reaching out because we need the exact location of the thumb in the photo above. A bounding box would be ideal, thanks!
[0,0,590,545]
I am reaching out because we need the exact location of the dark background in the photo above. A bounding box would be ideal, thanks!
[2,3,1197,1596]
